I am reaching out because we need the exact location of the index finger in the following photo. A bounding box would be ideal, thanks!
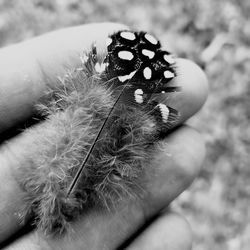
[0,23,208,135]
[0,22,128,133]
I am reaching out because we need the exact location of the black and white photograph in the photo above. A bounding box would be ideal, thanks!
[0,1,248,249]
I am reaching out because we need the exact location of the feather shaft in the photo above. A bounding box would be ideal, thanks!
[66,80,132,196]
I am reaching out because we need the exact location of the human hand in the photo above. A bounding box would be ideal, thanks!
[0,23,208,250]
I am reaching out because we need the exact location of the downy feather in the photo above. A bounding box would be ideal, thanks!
[15,30,179,235]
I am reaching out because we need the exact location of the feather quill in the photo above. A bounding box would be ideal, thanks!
[14,30,180,236]
[66,75,133,197]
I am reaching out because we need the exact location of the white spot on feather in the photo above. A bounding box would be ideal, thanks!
[135,89,143,95]
[134,89,144,104]
[164,54,175,64]
[142,49,155,59]
[164,70,175,79]
[157,104,170,122]
[95,62,108,73]
[120,31,136,40]
[118,51,134,60]
[118,70,137,82]
[106,37,112,47]
[143,67,152,80]
[144,33,158,45]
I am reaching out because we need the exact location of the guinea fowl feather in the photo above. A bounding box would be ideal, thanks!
[15,30,180,235]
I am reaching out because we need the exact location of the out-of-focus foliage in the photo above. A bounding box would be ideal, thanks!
[0,0,249,249]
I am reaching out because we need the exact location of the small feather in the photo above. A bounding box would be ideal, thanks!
[67,72,133,197]
[15,30,180,236]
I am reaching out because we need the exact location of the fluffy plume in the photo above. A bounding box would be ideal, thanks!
[16,49,158,235]
[15,30,179,236]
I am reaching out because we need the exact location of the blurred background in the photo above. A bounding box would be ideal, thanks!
[0,0,249,249]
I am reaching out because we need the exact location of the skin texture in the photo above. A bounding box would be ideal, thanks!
[0,23,208,249]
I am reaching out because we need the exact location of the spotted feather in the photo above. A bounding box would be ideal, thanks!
[103,30,179,132]
[16,30,181,236]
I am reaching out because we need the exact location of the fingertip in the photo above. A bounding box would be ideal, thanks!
[167,58,209,123]
[177,58,209,104]
[162,212,193,250]
[126,211,192,250]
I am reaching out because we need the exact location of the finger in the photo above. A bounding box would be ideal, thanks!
[170,58,208,124]
[142,125,205,215]
[125,211,192,250]
[153,57,208,129]
[2,212,192,250]
[0,24,208,133]
[0,22,128,133]
[0,125,204,249]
